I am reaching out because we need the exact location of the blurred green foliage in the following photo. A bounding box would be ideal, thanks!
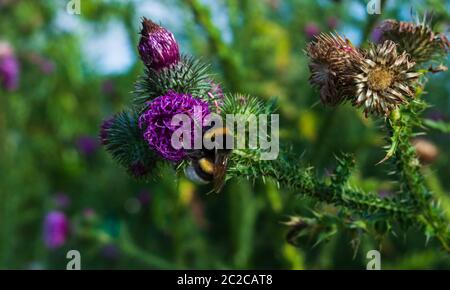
[0,0,449,269]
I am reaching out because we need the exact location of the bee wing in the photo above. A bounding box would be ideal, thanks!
[212,151,230,193]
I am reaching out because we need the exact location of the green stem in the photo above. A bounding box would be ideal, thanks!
[118,238,177,269]
[229,181,261,268]
[185,0,242,90]
[87,227,177,269]
[230,151,415,221]
[387,104,450,253]
[423,167,450,222]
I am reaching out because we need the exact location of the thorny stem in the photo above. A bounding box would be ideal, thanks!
[230,92,450,253]
[387,102,450,253]
[230,150,415,221]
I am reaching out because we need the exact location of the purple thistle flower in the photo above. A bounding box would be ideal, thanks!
[378,190,393,199]
[54,193,71,209]
[371,26,383,44]
[139,91,210,162]
[426,109,447,121]
[43,211,69,249]
[304,23,320,39]
[101,244,120,261]
[40,59,55,75]
[76,135,99,156]
[99,116,115,145]
[83,208,96,219]
[137,190,152,206]
[27,53,55,75]
[102,79,115,95]
[138,18,180,71]
[0,42,19,91]
[327,17,339,30]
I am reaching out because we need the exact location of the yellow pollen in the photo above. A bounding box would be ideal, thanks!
[367,68,394,91]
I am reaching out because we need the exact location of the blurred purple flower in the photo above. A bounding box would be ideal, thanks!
[139,91,210,162]
[371,27,383,44]
[102,79,115,95]
[76,136,99,156]
[40,59,55,75]
[26,262,46,270]
[379,190,393,199]
[0,42,19,91]
[128,161,149,178]
[27,53,55,75]
[304,23,320,39]
[138,18,180,71]
[43,211,69,249]
[101,244,120,260]
[137,190,152,206]
[327,17,339,30]
[83,208,96,219]
[99,116,115,145]
[54,193,71,209]
[426,109,447,121]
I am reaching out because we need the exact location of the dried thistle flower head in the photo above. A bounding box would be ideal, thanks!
[378,18,450,65]
[306,33,363,106]
[353,40,420,116]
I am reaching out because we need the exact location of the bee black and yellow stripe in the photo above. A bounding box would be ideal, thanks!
[203,127,230,140]
[185,126,233,188]
[198,158,215,175]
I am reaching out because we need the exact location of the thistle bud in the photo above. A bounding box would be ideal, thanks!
[138,18,180,71]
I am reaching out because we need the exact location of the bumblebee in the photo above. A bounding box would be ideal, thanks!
[185,126,233,193]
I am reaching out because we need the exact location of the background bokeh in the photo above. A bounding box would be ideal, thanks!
[0,0,449,269]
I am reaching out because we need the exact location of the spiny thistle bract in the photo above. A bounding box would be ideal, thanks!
[219,93,276,117]
[99,116,115,146]
[102,110,163,179]
[133,55,214,109]
[378,17,450,65]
